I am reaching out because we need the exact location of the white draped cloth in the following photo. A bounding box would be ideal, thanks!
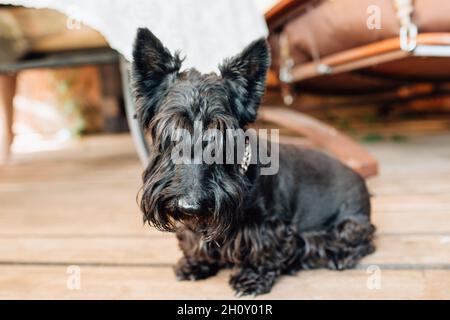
[1,0,268,72]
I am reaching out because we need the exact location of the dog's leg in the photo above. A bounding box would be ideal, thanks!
[174,256,221,281]
[230,265,280,296]
[227,224,294,296]
[174,229,223,281]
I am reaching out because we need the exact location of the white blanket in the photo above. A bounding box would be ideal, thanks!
[0,0,268,72]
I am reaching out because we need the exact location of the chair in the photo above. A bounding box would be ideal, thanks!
[260,0,450,178]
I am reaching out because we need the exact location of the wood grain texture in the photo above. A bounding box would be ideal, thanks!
[0,266,449,300]
[0,235,449,266]
[0,133,449,299]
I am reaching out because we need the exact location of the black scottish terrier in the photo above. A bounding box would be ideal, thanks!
[132,28,375,296]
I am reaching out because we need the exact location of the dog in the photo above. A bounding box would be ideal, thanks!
[132,28,375,296]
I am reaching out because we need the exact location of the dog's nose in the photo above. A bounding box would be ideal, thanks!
[177,197,201,214]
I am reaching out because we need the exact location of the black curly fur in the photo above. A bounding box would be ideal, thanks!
[132,28,376,296]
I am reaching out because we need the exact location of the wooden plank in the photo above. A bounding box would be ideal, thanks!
[0,236,180,265]
[368,177,450,195]
[1,133,450,301]
[1,206,449,236]
[1,183,449,235]
[363,235,450,265]
[373,211,450,234]
[0,182,147,236]
[6,178,448,212]
[0,235,448,266]
[372,194,450,213]
[0,266,448,299]
[8,157,449,195]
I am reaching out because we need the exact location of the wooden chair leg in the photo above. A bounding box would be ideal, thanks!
[258,106,379,178]
[0,74,17,165]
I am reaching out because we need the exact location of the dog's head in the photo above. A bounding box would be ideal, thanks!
[132,28,270,241]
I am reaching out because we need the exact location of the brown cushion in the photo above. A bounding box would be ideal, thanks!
[279,0,450,65]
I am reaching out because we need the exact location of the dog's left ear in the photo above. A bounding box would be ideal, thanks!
[219,38,270,126]
[132,28,182,128]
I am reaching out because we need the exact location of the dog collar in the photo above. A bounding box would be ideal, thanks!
[239,140,251,175]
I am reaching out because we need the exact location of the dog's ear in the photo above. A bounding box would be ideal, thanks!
[219,38,270,126]
[132,28,182,128]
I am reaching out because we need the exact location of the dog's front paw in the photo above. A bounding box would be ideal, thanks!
[230,268,278,297]
[174,257,219,281]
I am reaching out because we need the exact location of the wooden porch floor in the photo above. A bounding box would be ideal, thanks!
[0,133,449,299]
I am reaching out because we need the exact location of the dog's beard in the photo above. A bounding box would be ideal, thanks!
[139,152,176,232]
[140,153,248,242]
[200,173,247,242]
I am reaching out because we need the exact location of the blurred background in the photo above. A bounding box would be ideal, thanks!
[0,0,449,299]
[1,0,450,161]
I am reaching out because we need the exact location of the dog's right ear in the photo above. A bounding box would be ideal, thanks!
[219,38,270,127]
[132,28,182,128]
